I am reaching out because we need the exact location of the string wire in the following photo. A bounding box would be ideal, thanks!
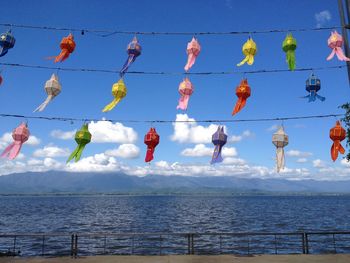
[0,113,344,124]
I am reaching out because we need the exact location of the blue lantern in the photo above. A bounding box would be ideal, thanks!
[211,126,227,164]
[119,36,142,78]
[303,73,325,102]
[0,31,15,57]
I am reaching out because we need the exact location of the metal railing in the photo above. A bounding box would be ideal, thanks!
[1,231,350,257]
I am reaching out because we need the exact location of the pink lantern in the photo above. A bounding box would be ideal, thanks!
[176,78,194,110]
[1,123,30,160]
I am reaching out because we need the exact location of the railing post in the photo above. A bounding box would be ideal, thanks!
[191,234,194,255]
[304,233,309,254]
[13,236,16,256]
[219,235,222,254]
[74,234,78,258]
[71,234,74,257]
[159,235,162,255]
[332,234,337,253]
[274,234,278,254]
[42,235,45,256]
[187,234,191,255]
[302,233,306,254]
[103,236,107,255]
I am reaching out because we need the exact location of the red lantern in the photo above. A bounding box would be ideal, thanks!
[329,121,346,161]
[144,127,160,162]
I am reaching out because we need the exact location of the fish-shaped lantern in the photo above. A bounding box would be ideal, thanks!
[176,78,194,110]
[330,121,346,161]
[327,31,350,61]
[67,124,92,163]
[303,73,325,102]
[237,37,257,66]
[282,34,297,71]
[0,30,15,57]
[50,33,76,63]
[1,122,30,160]
[272,126,289,173]
[184,37,201,72]
[102,79,127,112]
[144,127,159,163]
[232,79,251,116]
[211,126,227,164]
[34,74,62,112]
[120,36,142,78]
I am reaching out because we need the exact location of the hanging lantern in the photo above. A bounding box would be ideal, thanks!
[232,79,251,116]
[303,73,325,102]
[34,74,62,112]
[49,33,76,63]
[184,37,201,72]
[144,127,160,162]
[102,79,127,112]
[329,121,346,161]
[282,34,297,71]
[1,122,30,160]
[237,37,257,66]
[0,30,15,57]
[67,124,92,163]
[211,126,227,164]
[176,78,194,110]
[120,36,142,78]
[272,126,289,173]
[327,31,350,61]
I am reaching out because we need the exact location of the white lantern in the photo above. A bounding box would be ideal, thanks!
[272,126,289,172]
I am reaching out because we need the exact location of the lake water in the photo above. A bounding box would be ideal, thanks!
[0,195,350,256]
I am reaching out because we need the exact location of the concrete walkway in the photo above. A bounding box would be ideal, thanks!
[1,254,350,263]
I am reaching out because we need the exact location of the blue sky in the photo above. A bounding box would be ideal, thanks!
[0,0,350,180]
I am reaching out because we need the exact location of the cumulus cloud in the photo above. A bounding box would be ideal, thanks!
[229,130,253,143]
[105,144,140,159]
[51,121,138,144]
[315,10,331,28]
[296,158,308,163]
[33,145,70,158]
[0,132,40,150]
[66,153,119,172]
[313,159,327,168]
[286,150,312,158]
[181,144,237,157]
[266,124,279,132]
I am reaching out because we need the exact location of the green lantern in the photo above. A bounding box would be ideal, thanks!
[67,124,92,163]
[282,34,297,71]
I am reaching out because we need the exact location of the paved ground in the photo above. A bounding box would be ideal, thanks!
[0,254,350,263]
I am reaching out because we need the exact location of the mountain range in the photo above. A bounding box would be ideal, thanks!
[0,171,349,194]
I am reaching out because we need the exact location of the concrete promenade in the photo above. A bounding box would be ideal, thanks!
[1,255,350,263]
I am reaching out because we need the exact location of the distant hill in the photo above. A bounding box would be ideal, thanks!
[0,171,350,194]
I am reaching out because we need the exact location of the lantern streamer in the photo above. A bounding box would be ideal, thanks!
[144,127,159,162]
[177,78,194,110]
[102,79,127,112]
[67,124,92,163]
[120,37,142,78]
[237,37,257,66]
[272,126,289,173]
[34,74,62,112]
[211,126,227,164]
[184,37,201,72]
[232,79,251,115]
[330,121,346,161]
[327,31,350,61]
[282,34,297,71]
[1,123,30,160]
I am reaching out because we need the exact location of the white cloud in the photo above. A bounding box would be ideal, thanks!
[51,121,138,144]
[313,159,327,168]
[181,144,237,157]
[229,130,253,143]
[267,124,278,132]
[297,158,308,163]
[286,150,312,158]
[315,10,331,28]
[33,145,70,158]
[66,153,119,172]
[222,157,246,165]
[105,144,140,159]
[0,132,40,150]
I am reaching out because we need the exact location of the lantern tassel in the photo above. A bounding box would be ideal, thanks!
[67,144,86,163]
[102,97,123,112]
[331,141,345,162]
[286,50,296,71]
[1,141,22,160]
[327,47,350,61]
[34,95,54,112]
[232,97,247,115]
[211,145,223,164]
[0,46,8,57]
[120,55,136,78]
[276,147,285,173]
[237,55,254,67]
[145,147,155,162]
[184,54,196,72]
[176,95,190,110]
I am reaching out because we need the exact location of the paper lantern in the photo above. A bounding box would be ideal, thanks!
[282,34,297,71]
[120,36,142,78]
[330,121,346,161]
[303,73,325,102]
[102,79,127,112]
[0,30,15,57]
[232,79,251,116]
[211,126,227,164]
[1,122,30,160]
[327,31,350,61]
[67,124,92,163]
[34,74,62,112]
[272,126,289,173]
[176,78,194,110]
[184,37,201,71]
[237,37,257,66]
[50,33,76,63]
[144,127,159,162]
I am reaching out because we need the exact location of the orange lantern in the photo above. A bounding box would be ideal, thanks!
[329,121,346,161]
[50,33,76,63]
[232,79,251,116]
